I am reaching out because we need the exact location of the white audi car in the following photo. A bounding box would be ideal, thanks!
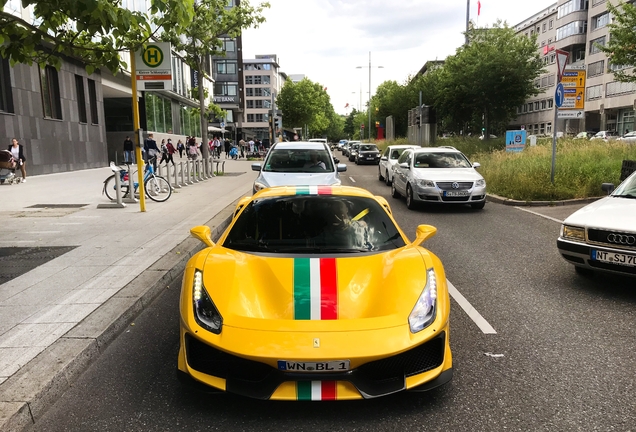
[557,170,636,277]
[390,147,487,210]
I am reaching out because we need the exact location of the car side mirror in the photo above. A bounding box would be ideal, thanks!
[380,156,388,161]
[411,224,437,247]
[190,225,215,248]
[337,163,347,172]
[472,162,481,169]
[601,183,615,195]
[399,162,409,169]
[251,163,261,171]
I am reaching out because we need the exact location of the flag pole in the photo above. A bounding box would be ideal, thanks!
[465,0,470,46]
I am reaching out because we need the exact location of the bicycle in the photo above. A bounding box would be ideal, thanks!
[102,157,172,202]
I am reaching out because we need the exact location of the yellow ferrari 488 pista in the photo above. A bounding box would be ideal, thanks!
[178,185,452,400]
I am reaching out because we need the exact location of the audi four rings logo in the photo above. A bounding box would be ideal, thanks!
[452,182,460,189]
[607,233,636,245]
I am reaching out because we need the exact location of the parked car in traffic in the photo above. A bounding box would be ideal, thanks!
[337,139,348,151]
[616,131,636,143]
[590,130,619,141]
[348,142,360,162]
[390,147,486,210]
[574,131,596,140]
[557,170,636,278]
[355,144,381,165]
[378,144,420,186]
[251,141,347,193]
[342,140,359,158]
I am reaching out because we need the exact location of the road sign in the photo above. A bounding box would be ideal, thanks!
[558,110,584,119]
[560,69,586,110]
[555,83,565,108]
[135,42,172,91]
[556,50,569,82]
[361,124,365,129]
[220,121,225,128]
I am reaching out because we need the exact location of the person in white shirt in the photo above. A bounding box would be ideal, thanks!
[303,151,326,170]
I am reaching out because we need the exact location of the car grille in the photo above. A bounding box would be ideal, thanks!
[441,196,471,202]
[185,332,446,398]
[436,181,474,190]
[587,228,636,252]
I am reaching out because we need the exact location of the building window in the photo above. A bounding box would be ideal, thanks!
[541,100,547,110]
[534,101,540,111]
[557,0,588,19]
[589,36,606,54]
[549,54,556,64]
[542,23,547,32]
[216,60,237,74]
[523,104,528,113]
[556,21,587,41]
[587,84,602,100]
[549,19,553,29]
[246,100,254,109]
[592,12,610,30]
[588,60,605,77]
[548,74,556,86]
[528,102,533,112]
[540,123,546,134]
[222,38,236,53]
[247,113,266,122]
[245,88,253,96]
[75,75,87,123]
[40,65,62,119]
[0,56,14,114]
[88,79,98,124]
[145,93,173,133]
[541,76,548,87]
[546,122,552,134]
[606,81,636,97]
[214,82,238,96]
[548,98,554,108]
[179,104,200,137]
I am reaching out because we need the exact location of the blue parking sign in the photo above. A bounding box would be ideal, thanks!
[505,130,527,152]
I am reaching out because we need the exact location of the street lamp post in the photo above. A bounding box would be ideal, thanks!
[357,52,383,142]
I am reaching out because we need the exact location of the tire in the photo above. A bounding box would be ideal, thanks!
[406,184,418,210]
[385,170,391,186]
[103,175,130,201]
[145,175,172,202]
[355,158,359,165]
[391,182,400,199]
[470,201,486,210]
[378,166,384,181]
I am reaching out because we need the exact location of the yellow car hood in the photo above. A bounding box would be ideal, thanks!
[199,246,432,331]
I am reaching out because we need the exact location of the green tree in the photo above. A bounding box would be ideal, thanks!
[162,0,268,156]
[277,77,336,137]
[599,2,636,83]
[0,0,193,73]
[343,108,358,138]
[436,22,544,137]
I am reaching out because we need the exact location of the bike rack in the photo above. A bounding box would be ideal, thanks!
[97,162,127,209]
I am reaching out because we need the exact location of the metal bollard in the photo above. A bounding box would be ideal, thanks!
[192,160,199,183]
[180,161,187,186]
[172,163,180,188]
[123,164,138,203]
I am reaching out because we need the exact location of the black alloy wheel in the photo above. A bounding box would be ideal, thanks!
[391,182,400,198]
[378,166,384,181]
[385,169,391,186]
[406,184,418,210]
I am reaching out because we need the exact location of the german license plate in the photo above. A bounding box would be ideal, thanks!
[277,360,350,372]
[443,190,469,197]
[367,157,374,160]
[592,250,636,267]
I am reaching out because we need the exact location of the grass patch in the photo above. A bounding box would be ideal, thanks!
[373,137,636,200]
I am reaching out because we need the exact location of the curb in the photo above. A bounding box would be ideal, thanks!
[487,193,603,207]
[0,199,238,432]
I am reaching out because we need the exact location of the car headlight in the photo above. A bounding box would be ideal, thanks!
[475,179,486,187]
[561,225,585,241]
[193,270,222,334]
[409,269,437,333]
[415,179,435,188]
[253,181,268,192]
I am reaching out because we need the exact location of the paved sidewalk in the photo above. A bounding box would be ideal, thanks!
[0,159,257,431]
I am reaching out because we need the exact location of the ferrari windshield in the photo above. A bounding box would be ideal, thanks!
[224,196,406,253]
[263,149,334,173]
[414,152,473,168]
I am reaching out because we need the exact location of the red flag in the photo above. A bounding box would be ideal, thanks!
[345,103,349,108]
[478,1,481,16]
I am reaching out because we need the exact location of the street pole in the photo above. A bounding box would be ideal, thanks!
[130,51,146,212]
[368,51,371,143]
[466,0,470,45]
[551,99,558,184]
[418,91,423,147]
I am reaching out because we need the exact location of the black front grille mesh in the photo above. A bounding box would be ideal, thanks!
[436,181,473,190]
[588,229,636,251]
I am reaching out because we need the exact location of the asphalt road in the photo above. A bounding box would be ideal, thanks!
[25,158,636,432]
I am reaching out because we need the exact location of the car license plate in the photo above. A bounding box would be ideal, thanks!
[277,360,350,372]
[366,157,375,160]
[592,250,636,267]
[443,190,469,197]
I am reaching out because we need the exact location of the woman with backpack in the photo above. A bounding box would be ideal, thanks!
[188,140,199,160]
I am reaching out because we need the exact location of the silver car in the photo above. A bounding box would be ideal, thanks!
[251,142,347,193]
[390,147,487,210]
[378,144,420,186]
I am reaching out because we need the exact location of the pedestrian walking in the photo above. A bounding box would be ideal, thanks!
[177,140,185,158]
[8,138,26,182]
[165,139,176,167]
[214,137,222,158]
[123,135,134,164]
[144,133,159,171]
[159,139,169,166]
[224,138,231,159]
[239,138,246,158]
[188,138,199,160]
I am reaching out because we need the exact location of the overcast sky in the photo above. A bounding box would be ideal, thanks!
[242,0,557,117]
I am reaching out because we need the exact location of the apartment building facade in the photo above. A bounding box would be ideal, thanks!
[0,0,206,175]
[512,0,636,136]
[241,54,284,143]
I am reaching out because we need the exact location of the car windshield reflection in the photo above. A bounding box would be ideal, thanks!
[413,152,473,168]
[224,196,406,254]
[612,175,636,198]
[263,149,334,173]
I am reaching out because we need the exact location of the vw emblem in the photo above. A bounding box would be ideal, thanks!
[451,182,460,189]
[607,233,636,245]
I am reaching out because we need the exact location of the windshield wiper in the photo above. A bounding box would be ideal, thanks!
[614,194,636,199]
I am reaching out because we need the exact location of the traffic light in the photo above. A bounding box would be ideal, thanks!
[375,121,380,128]
[415,114,421,126]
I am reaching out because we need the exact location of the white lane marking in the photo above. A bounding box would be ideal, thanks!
[447,279,497,334]
[0,240,37,243]
[50,223,83,225]
[25,231,62,234]
[514,206,563,223]
[349,176,356,183]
